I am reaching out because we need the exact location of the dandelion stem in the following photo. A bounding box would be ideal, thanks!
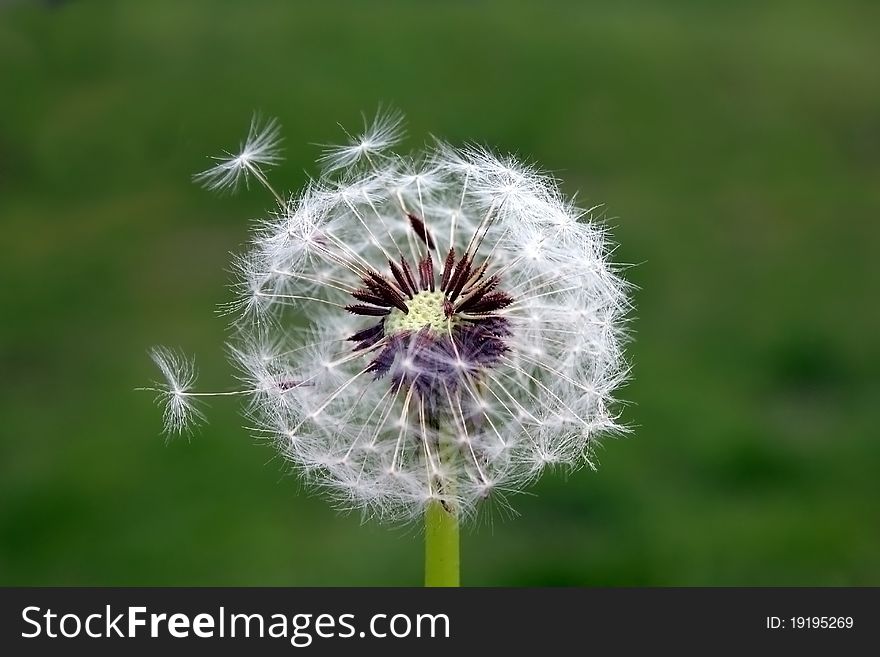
[424,501,460,587]
[424,429,460,587]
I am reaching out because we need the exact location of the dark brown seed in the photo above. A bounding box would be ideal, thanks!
[408,213,436,250]
[400,257,418,295]
[417,253,435,292]
[447,256,473,301]
[462,291,513,314]
[345,304,391,316]
[366,338,401,377]
[351,288,390,307]
[348,322,385,344]
[418,258,428,291]
[465,260,489,287]
[366,272,409,313]
[455,275,500,312]
[389,259,414,298]
[468,274,500,298]
[426,251,435,291]
[440,247,456,291]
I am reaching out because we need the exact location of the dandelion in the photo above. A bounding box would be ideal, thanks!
[143,111,632,586]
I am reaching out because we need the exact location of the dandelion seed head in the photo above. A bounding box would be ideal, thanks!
[148,110,632,523]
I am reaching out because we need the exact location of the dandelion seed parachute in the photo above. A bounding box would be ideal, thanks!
[142,346,206,436]
[148,111,631,523]
[193,116,283,193]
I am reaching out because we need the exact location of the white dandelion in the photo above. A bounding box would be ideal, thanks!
[144,110,632,585]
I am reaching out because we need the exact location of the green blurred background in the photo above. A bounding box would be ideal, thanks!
[1,0,878,586]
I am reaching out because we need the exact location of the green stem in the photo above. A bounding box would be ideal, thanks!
[424,500,460,587]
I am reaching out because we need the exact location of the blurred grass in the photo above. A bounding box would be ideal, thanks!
[1,0,878,585]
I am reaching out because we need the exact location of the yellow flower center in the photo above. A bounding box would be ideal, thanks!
[385,291,451,334]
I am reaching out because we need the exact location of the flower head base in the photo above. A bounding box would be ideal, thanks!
[385,291,449,334]
[147,111,632,523]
